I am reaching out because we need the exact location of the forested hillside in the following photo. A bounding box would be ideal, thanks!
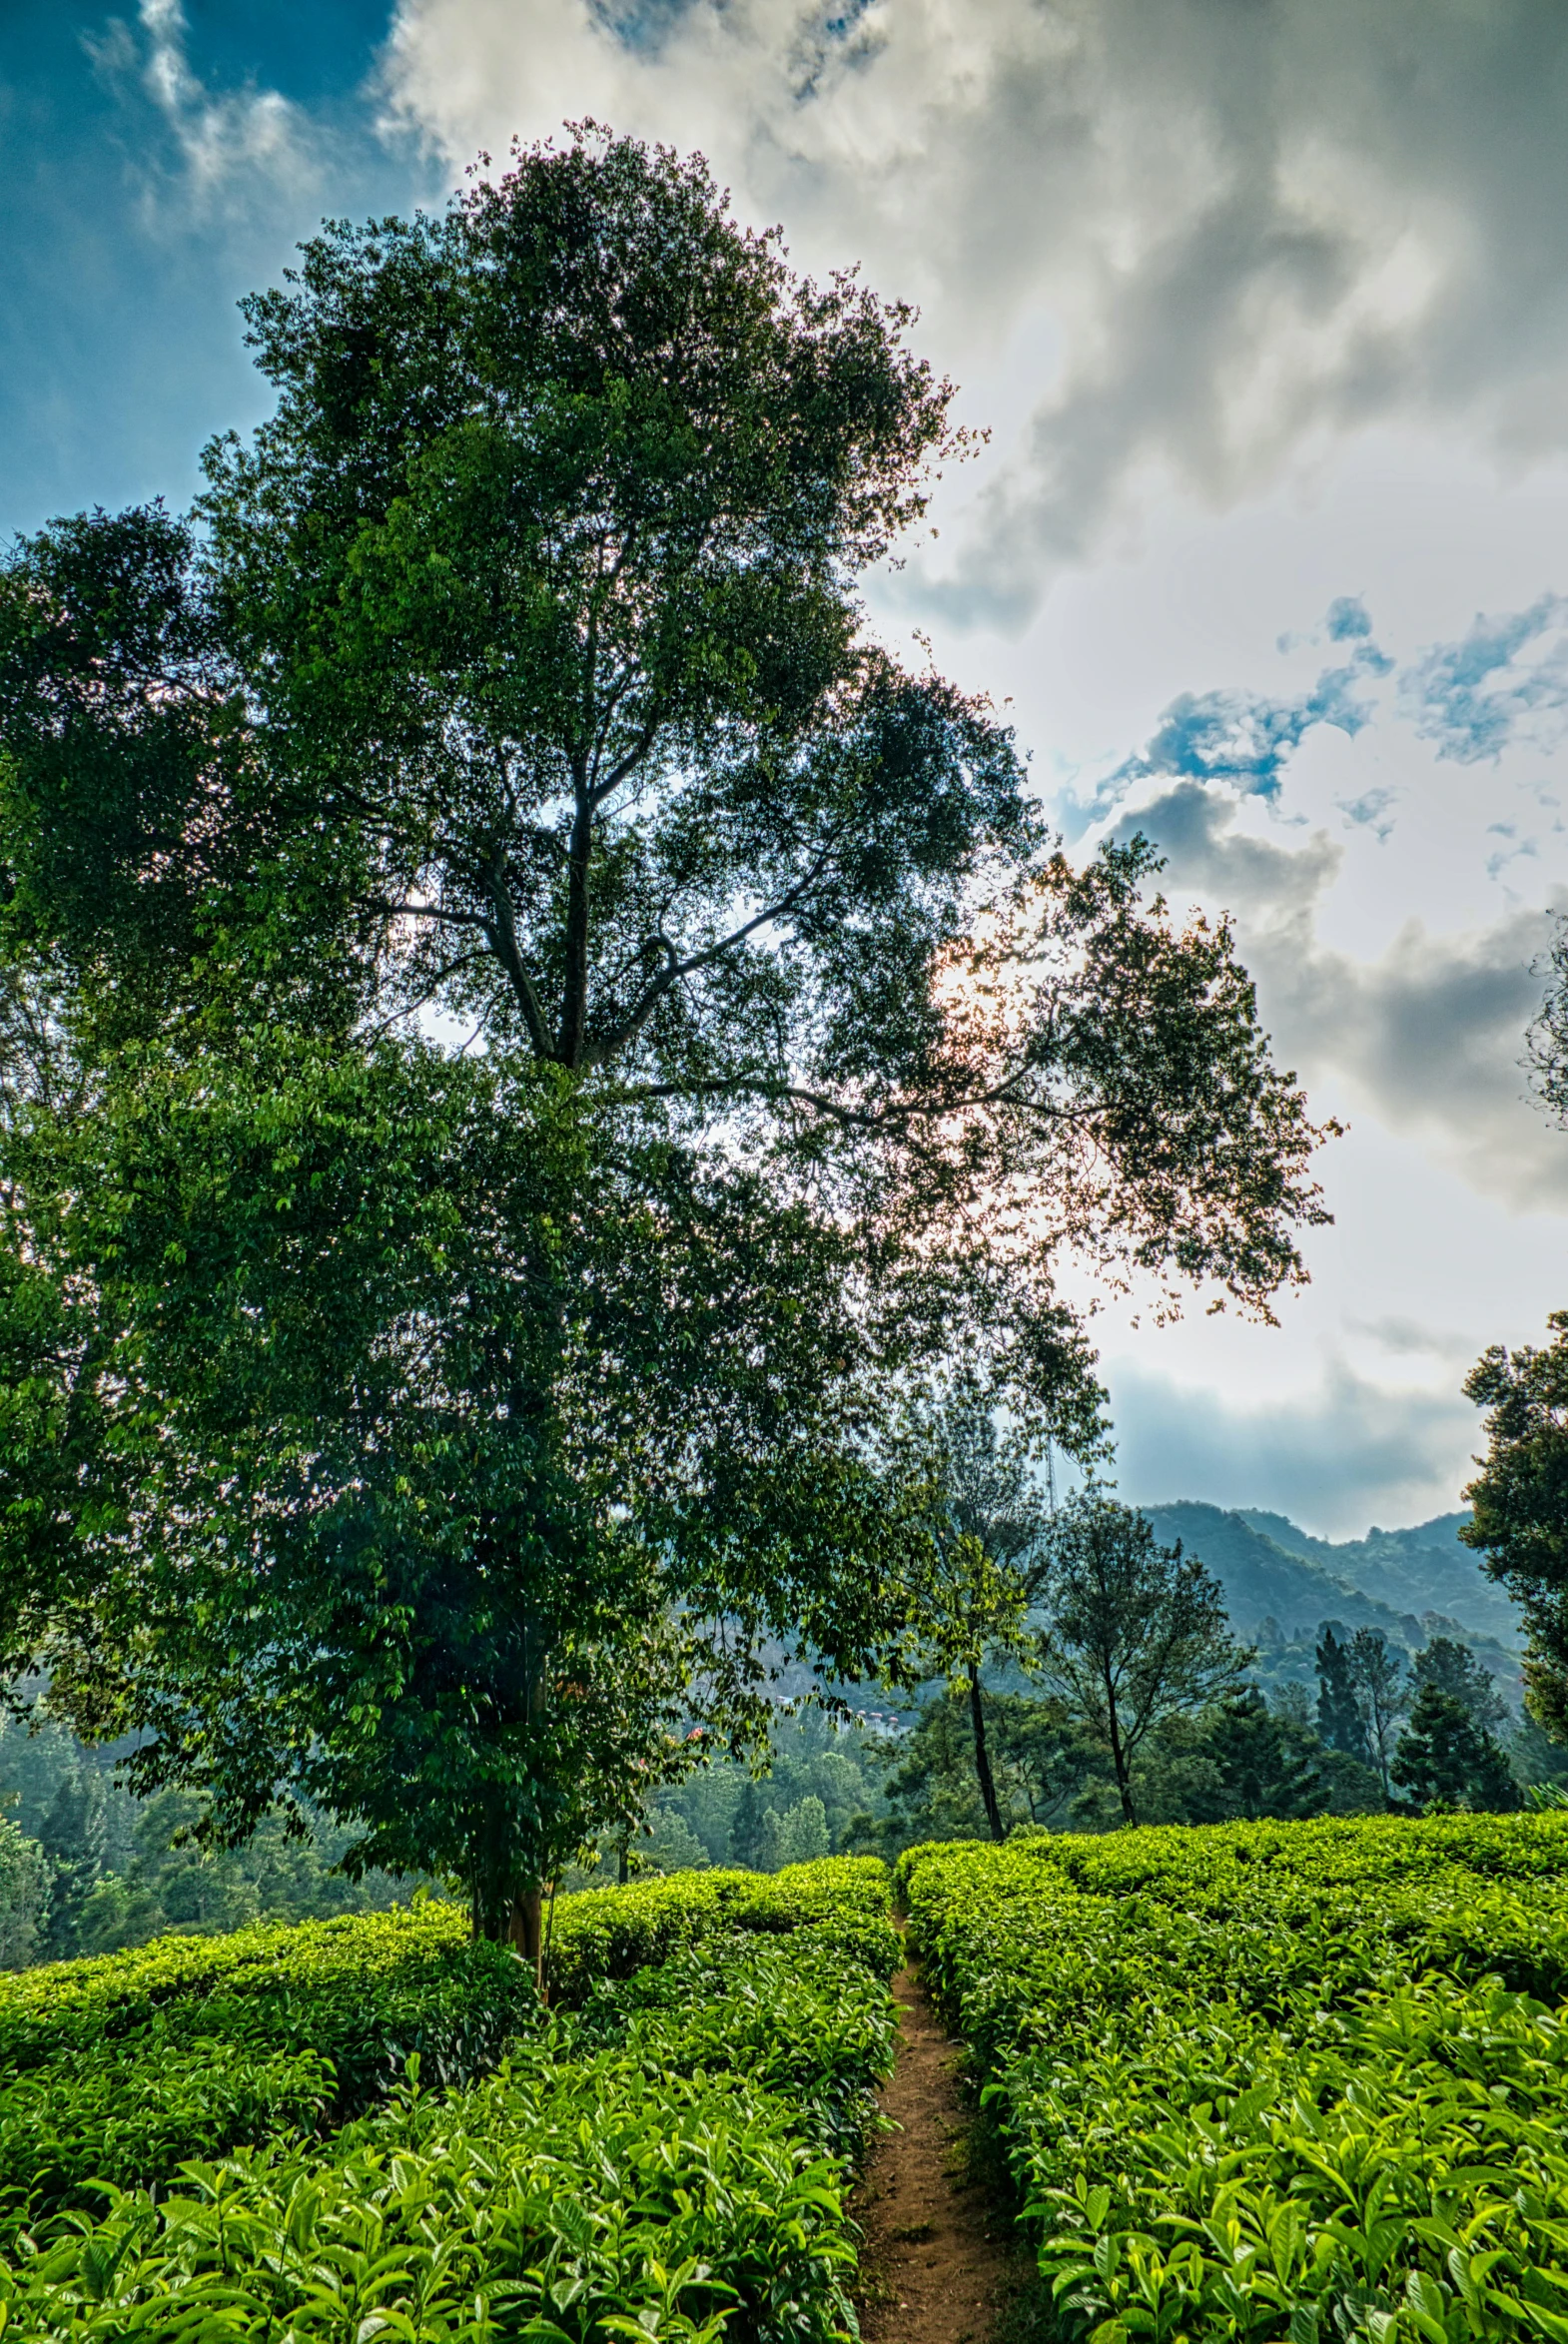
[1144,1501,1521,1700]
[1239,1508,1521,1641]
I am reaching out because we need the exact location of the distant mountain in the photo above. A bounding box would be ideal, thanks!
[1234,1510,1519,1644]
[1142,1501,1522,1707]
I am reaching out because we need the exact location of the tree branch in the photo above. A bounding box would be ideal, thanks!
[485,868,554,1060]
[584,841,844,1069]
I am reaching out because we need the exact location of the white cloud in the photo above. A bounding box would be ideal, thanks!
[383,0,1568,623]
[87,0,319,215]
[1109,1348,1476,1539]
[1117,779,1568,1210]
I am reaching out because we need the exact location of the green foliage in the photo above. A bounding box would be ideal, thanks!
[0,128,1336,1943]
[1393,1681,1520,1814]
[1316,1622,1371,1760]
[890,1376,1057,1843]
[544,1860,900,2007]
[1038,1493,1250,1826]
[668,1712,894,1871]
[1464,1313,1568,1736]
[0,1709,427,1960]
[0,1815,47,1972]
[1182,1687,1329,1823]
[879,1688,1104,1846]
[1413,1637,1510,1736]
[0,1858,895,2342]
[901,1814,1568,2343]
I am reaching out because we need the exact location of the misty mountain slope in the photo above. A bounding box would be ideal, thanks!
[1143,1501,1521,1702]
[1236,1509,1519,1644]
[1142,1504,1425,1646]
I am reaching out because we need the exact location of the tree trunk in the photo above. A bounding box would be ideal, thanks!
[968,1662,1006,1843]
[508,1887,545,1994]
[1104,1676,1138,1827]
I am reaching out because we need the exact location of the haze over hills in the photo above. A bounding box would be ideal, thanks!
[1142,1502,1523,1706]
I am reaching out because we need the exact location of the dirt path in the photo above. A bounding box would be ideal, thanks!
[853,1960,1012,2343]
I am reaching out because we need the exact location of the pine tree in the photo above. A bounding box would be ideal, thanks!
[1410,1636,1508,1734]
[38,1770,106,1958]
[1189,1688,1327,1823]
[728,1780,769,1870]
[1392,1682,1520,1811]
[1315,1624,1370,1760]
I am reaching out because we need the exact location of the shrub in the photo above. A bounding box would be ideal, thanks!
[0,1857,897,2343]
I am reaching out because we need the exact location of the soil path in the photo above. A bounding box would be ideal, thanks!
[853,1958,1011,2343]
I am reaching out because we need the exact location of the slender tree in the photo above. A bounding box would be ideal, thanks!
[896,1377,1059,1840]
[1348,1628,1408,1799]
[1315,1623,1370,1762]
[1037,1493,1249,1826]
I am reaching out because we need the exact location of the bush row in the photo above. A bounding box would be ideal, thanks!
[0,1862,896,2247]
[0,1859,898,2342]
[0,1859,898,2079]
[899,1815,1568,2344]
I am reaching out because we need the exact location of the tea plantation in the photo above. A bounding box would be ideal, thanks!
[900,1814,1568,2343]
[0,1858,898,2341]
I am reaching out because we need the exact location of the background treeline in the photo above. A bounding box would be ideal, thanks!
[3,1593,1553,1966]
[0,1708,419,1967]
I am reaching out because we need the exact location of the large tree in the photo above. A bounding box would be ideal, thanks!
[0,130,1330,1930]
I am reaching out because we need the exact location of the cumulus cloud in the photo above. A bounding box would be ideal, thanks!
[1111,1349,1476,1537]
[381,0,1568,622]
[1118,782,1568,1210]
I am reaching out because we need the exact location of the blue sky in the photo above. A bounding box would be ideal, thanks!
[0,2,419,533]
[9,0,1568,1534]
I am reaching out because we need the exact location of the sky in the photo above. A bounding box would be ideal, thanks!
[7,0,1568,1536]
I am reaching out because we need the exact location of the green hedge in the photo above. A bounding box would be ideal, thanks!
[899,1815,1568,2343]
[546,1858,900,2004]
[0,1858,898,2343]
[0,1903,490,2077]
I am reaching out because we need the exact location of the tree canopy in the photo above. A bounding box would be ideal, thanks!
[1036,1492,1250,1827]
[1462,1312,1568,1735]
[0,127,1335,1924]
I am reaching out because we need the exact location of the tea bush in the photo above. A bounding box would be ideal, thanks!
[0,1858,897,2340]
[899,1815,1568,2343]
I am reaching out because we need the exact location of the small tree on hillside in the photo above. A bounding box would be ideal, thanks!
[1038,1493,1249,1827]
[1348,1628,1409,1798]
[1392,1681,1518,1812]
[896,1378,1057,1841]
[1411,1636,1508,1735]
[1186,1687,1327,1823]
[1315,1624,1370,1761]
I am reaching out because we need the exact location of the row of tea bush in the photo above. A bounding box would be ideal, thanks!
[0,1857,898,2341]
[899,1814,1568,2344]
